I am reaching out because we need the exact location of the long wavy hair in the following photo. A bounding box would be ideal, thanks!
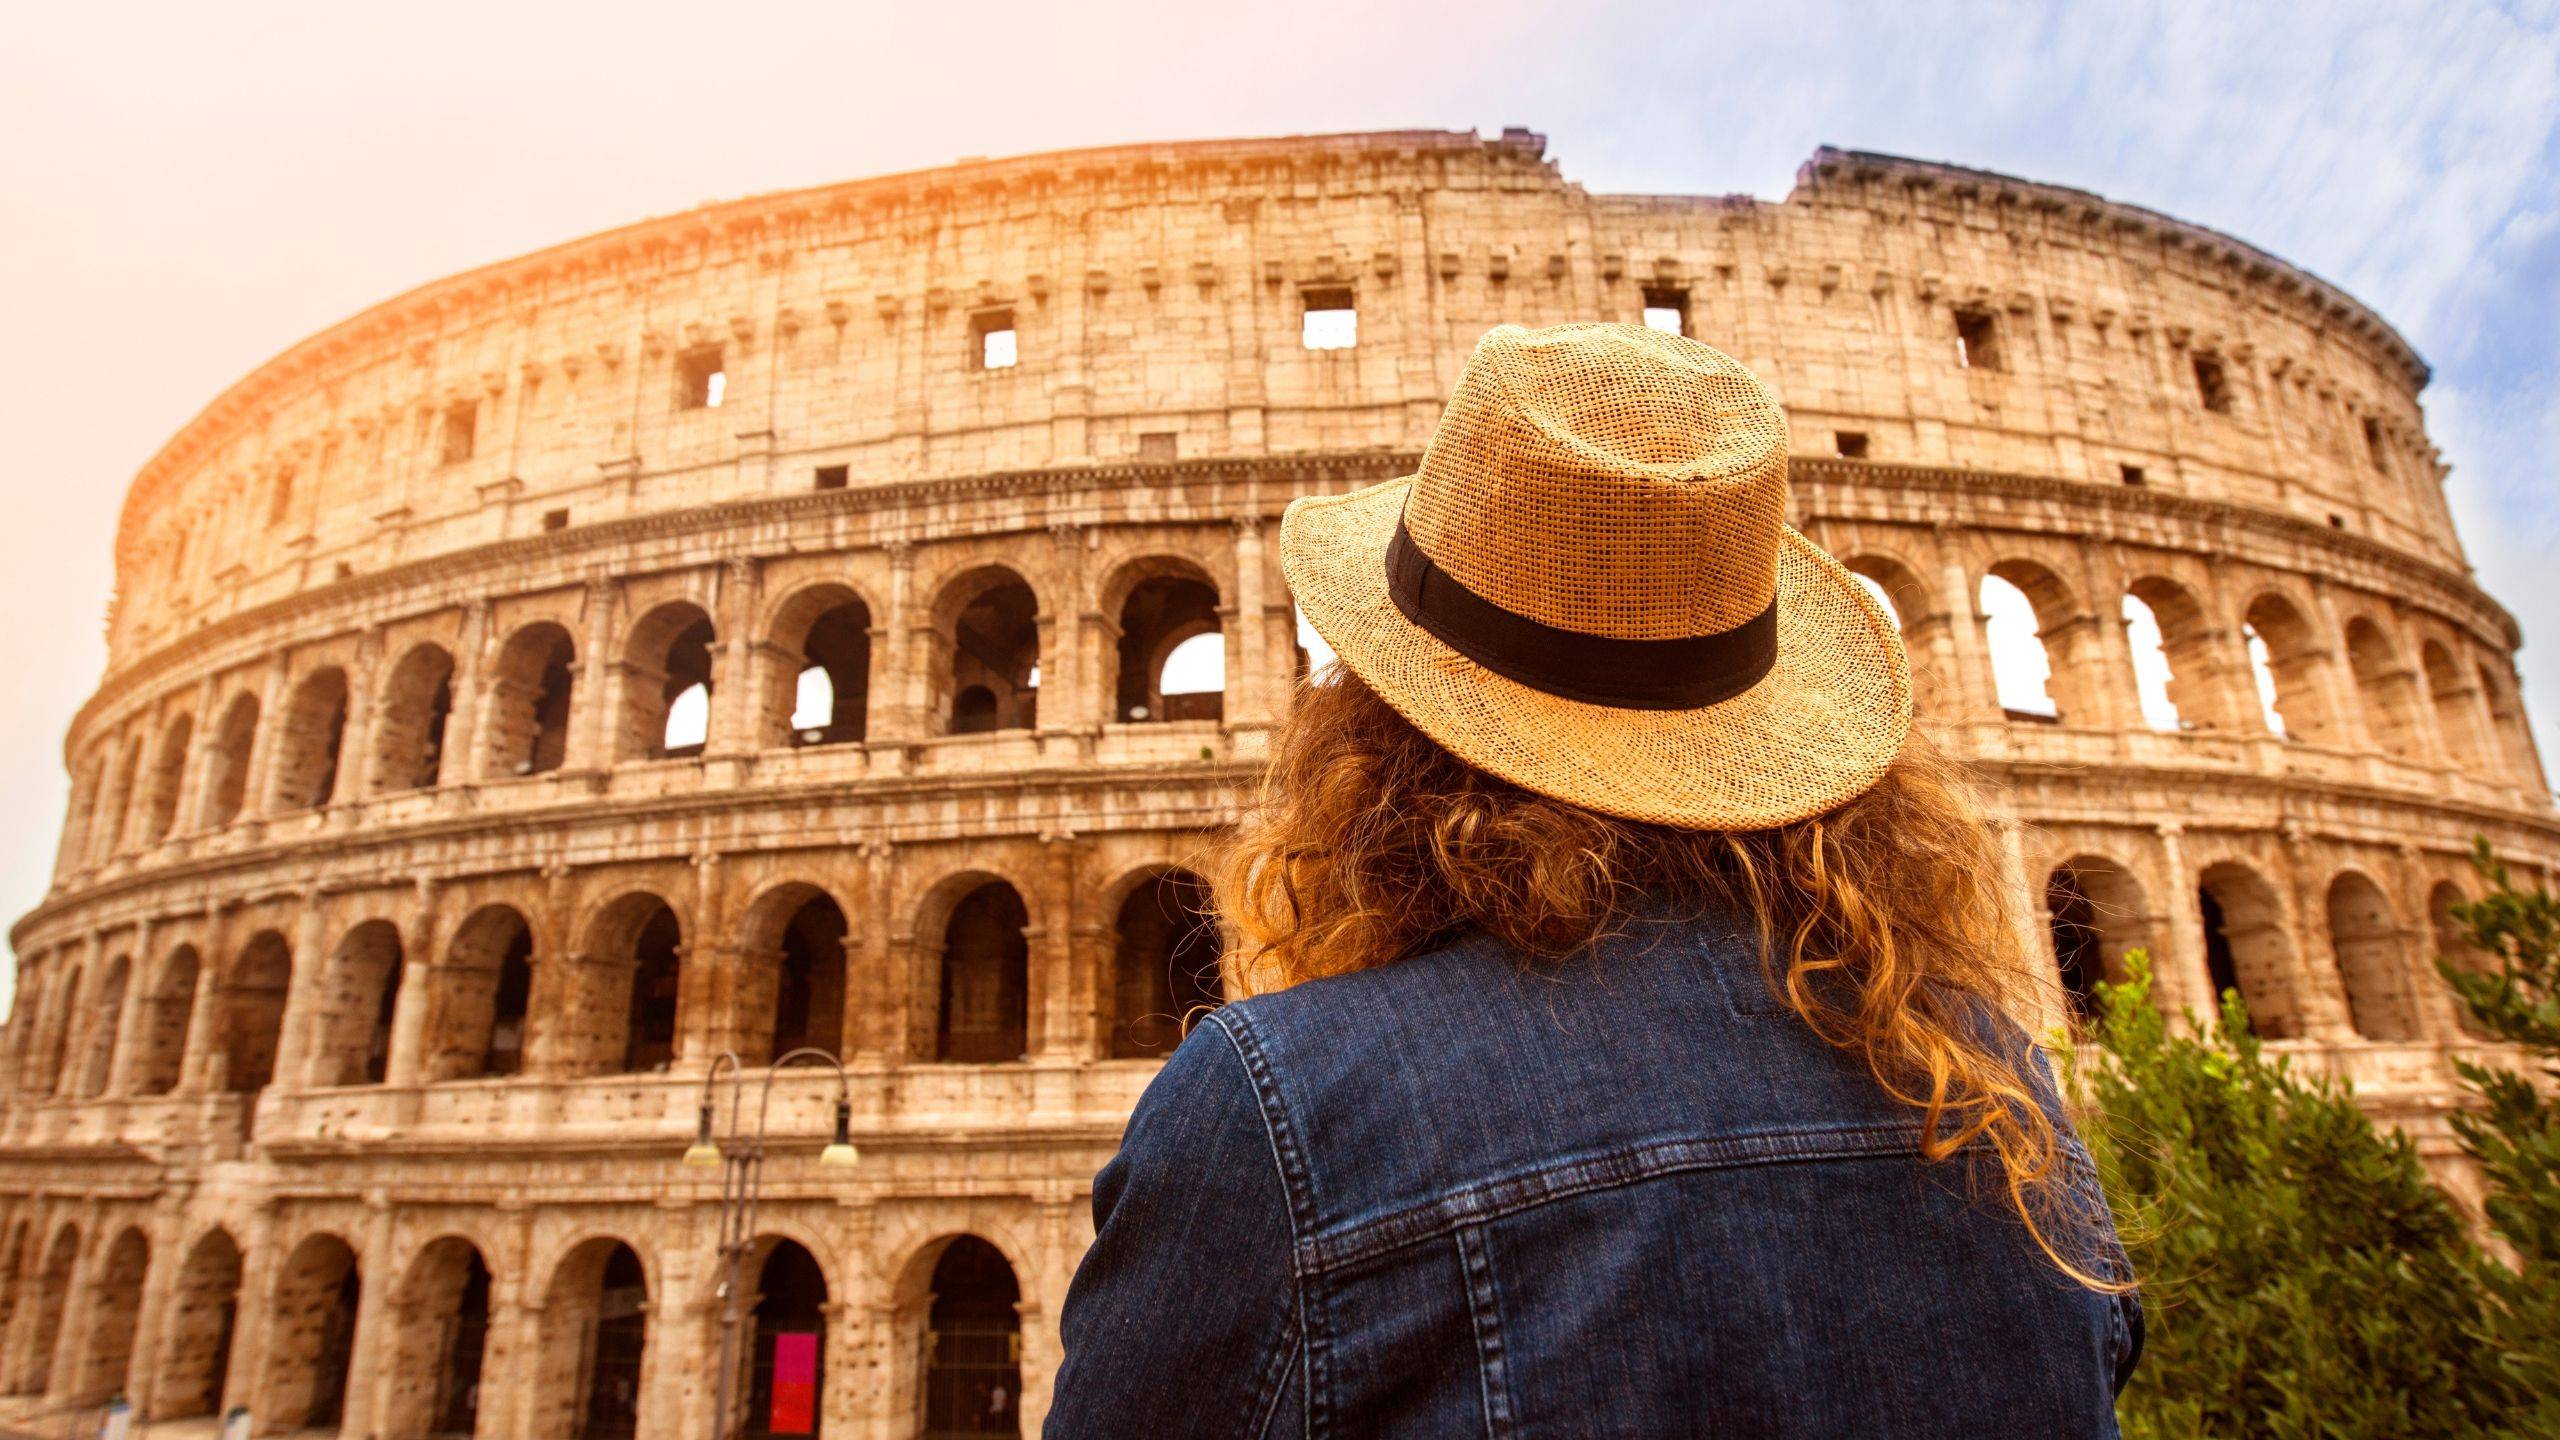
[1213,671,2116,1289]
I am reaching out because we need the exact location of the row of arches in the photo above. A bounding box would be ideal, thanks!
[0,1217,1030,1438]
[2041,851,2486,1044]
[1843,550,2540,788]
[12,867,1224,1101]
[66,558,1244,868]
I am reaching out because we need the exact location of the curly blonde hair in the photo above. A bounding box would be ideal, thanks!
[1214,671,2116,1288]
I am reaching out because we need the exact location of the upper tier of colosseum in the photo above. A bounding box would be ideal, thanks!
[99,127,2467,698]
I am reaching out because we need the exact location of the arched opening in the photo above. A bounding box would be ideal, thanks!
[1113,571,1223,723]
[94,734,143,859]
[2241,594,2340,745]
[922,1237,1021,1439]
[66,1226,148,1405]
[271,666,351,811]
[1293,605,1338,684]
[157,1228,242,1422]
[622,904,683,1074]
[38,964,79,1096]
[202,692,260,827]
[2430,880,2493,1040]
[562,895,685,1078]
[1110,872,1223,1057]
[937,883,1028,1063]
[427,905,535,1082]
[314,919,405,1087]
[2124,578,2232,733]
[2045,858,2150,1026]
[375,643,457,794]
[2197,863,2303,1039]
[139,713,193,844]
[134,945,200,1096]
[619,602,716,761]
[20,1226,77,1394]
[941,572,1040,735]
[2327,871,2418,1041]
[2421,641,2489,772]
[381,1237,492,1440]
[2480,662,2545,790]
[217,931,292,1094]
[2344,618,2423,756]
[484,622,578,778]
[260,1232,363,1433]
[1980,563,2087,723]
[78,955,130,1097]
[2120,593,2178,731]
[743,1240,829,1439]
[769,587,872,748]
[534,1240,650,1440]
[766,893,847,1063]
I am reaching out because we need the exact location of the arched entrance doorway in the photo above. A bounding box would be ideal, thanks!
[922,1237,1020,1438]
[382,1237,492,1439]
[156,1228,242,1421]
[937,884,1028,1062]
[259,1232,362,1432]
[534,1240,650,1440]
[1109,871,1223,1056]
[742,1240,829,1438]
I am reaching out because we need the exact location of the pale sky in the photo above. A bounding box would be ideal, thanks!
[5,1,2556,1008]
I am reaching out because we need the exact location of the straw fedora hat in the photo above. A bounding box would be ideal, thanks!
[1281,321,1910,831]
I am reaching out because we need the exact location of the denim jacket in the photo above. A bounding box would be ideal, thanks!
[1049,904,2140,1438]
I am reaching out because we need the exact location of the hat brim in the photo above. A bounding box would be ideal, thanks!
[1281,475,1913,831]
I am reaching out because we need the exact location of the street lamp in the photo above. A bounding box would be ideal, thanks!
[686,1047,861,1439]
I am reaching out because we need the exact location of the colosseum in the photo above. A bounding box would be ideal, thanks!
[0,126,2550,1438]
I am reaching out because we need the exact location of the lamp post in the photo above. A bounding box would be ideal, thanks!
[684,1047,861,1440]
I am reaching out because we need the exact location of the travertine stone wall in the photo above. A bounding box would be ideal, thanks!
[1,129,2551,1439]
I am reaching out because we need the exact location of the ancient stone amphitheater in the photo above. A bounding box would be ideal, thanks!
[0,127,2549,1438]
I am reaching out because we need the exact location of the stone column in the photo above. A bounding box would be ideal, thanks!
[1030,834,1087,1059]
[1046,522,1093,734]
[339,624,384,807]
[382,880,441,1088]
[103,918,158,1096]
[341,1204,399,1432]
[1932,531,2002,722]
[441,598,493,791]
[122,1205,185,1417]
[675,853,729,1073]
[276,892,336,1091]
[575,576,623,772]
[707,557,764,759]
[2150,824,2213,1028]
[179,903,234,1094]
[240,651,295,820]
[649,1231,717,1440]
[873,540,922,743]
[846,841,899,1061]
[2278,829,2359,1042]
[1227,515,1275,731]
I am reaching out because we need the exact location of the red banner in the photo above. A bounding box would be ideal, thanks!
[770,1331,818,1434]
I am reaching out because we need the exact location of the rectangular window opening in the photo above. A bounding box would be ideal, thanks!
[1641,286,1690,337]
[1301,287,1357,351]
[974,309,1018,370]
[2192,353,2232,414]
[440,401,478,465]
[2362,417,2388,469]
[267,468,296,526]
[1834,431,1870,460]
[1953,309,2001,371]
[2120,463,2146,486]
[813,464,849,491]
[542,508,570,532]
[676,346,727,410]
[1136,432,1178,463]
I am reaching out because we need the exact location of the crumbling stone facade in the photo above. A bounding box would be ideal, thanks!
[1,128,2552,1438]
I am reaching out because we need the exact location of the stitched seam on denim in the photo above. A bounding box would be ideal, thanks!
[1454,1225,1517,1439]
[1210,1010,1332,1439]
[1304,1122,1929,1272]
[1247,1322,1301,1440]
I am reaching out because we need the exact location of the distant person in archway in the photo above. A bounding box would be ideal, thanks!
[1050,323,2140,1437]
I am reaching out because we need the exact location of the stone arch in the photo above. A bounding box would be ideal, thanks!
[618,600,717,762]
[736,1237,831,1439]
[76,953,130,1097]
[2241,591,2342,745]
[138,711,193,844]
[914,1234,1022,1439]
[1108,869,1223,1057]
[60,747,106,872]
[2420,639,2490,772]
[1980,559,2094,723]
[738,882,849,1065]
[373,641,457,794]
[311,918,406,1087]
[270,665,351,811]
[531,1237,652,1440]
[426,903,536,1082]
[257,1231,363,1435]
[1104,559,1223,725]
[1841,551,1931,635]
[216,930,292,1095]
[2478,661,2546,791]
[155,1226,243,1421]
[765,581,874,748]
[93,731,144,860]
[133,944,201,1096]
[2343,616,2424,756]
[933,567,1041,736]
[572,892,685,1076]
[15,1223,77,1394]
[483,621,578,779]
[2124,575,2231,732]
[2046,857,2151,1024]
[200,690,260,827]
[34,961,79,1096]
[2196,862,2305,1039]
[379,1235,494,1440]
[2327,869,2419,1041]
[935,880,1029,1063]
[64,1224,149,1405]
